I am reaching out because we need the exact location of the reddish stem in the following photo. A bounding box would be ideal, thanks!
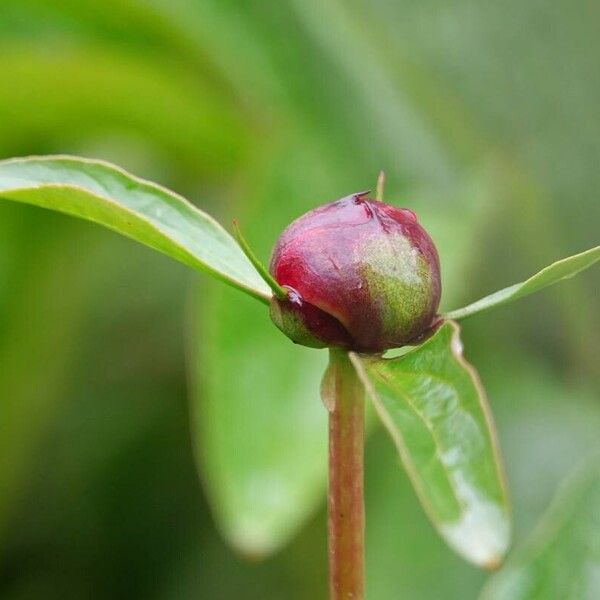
[322,349,365,599]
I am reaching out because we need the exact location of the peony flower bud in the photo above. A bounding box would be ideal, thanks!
[269,192,441,353]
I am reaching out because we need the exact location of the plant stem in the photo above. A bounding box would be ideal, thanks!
[321,349,365,600]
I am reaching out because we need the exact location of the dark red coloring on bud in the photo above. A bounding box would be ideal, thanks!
[268,192,441,353]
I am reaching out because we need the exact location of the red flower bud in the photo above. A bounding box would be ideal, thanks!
[269,192,441,353]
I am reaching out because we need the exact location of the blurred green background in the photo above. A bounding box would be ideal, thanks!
[0,1,598,598]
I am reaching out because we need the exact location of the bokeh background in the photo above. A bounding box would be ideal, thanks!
[0,1,598,599]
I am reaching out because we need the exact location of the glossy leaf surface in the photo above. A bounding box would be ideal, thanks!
[0,156,270,301]
[351,321,510,568]
[481,460,600,600]
[445,246,600,320]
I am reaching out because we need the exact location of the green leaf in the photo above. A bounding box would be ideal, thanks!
[444,246,600,320]
[0,156,270,302]
[481,459,600,600]
[350,321,510,568]
[189,280,327,556]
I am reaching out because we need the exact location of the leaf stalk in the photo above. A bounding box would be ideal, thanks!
[232,219,288,300]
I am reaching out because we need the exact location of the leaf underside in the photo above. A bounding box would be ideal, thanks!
[0,156,271,302]
[444,245,600,320]
[351,321,510,568]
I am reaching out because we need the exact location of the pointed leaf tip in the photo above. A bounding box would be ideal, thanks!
[445,246,600,320]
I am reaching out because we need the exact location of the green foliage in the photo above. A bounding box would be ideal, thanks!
[481,460,600,600]
[0,0,599,598]
[0,156,269,301]
[352,322,509,567]
[190,281,327,556]
[445,246,600,320]
[0,144,597,574]
[0,141,596,579]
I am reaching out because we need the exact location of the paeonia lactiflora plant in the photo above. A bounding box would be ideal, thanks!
[1,157,598,599]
